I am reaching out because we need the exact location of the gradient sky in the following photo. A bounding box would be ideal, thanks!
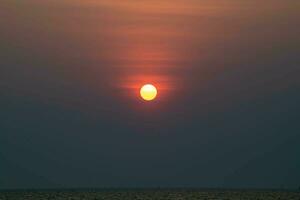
[1,0,299,189]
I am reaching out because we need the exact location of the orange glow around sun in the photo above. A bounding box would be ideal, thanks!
[140,84,157,101]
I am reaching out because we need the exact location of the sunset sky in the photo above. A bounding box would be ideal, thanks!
[1,0,299,188]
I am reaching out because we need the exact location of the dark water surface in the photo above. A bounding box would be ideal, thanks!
[1,189,300,200]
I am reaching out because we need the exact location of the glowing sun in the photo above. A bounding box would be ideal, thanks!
[140,84,157,101]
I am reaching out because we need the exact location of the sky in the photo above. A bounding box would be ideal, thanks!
[0,0,300,189]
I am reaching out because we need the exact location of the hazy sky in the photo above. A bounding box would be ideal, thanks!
[1,0,299,189]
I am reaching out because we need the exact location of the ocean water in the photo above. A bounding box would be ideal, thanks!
[1,189,300,200]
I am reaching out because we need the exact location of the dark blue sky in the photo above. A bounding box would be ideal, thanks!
[1,0,299,189]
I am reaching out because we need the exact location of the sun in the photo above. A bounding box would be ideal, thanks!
[140,84,157,101]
